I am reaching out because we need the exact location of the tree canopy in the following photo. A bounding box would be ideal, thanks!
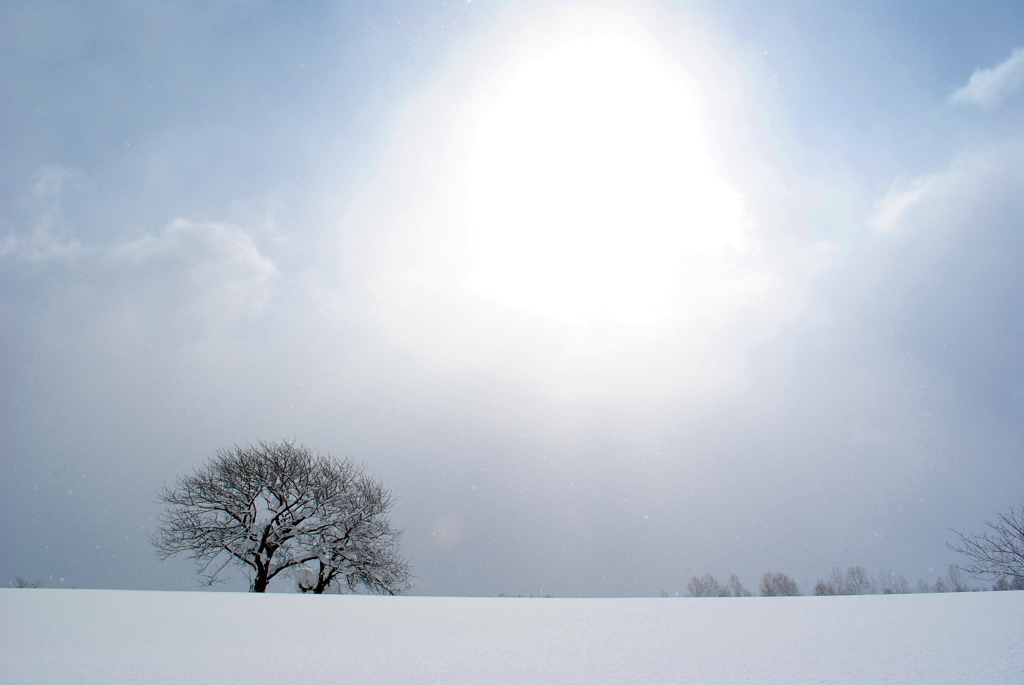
[153,440,410,594]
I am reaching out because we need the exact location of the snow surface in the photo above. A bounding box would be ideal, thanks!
[2,589,1022,684]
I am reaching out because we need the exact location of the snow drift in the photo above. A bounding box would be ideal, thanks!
[2,588,1022,684]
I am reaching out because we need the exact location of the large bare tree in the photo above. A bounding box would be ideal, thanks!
[153,440,410,594]
[949,503,1024,584]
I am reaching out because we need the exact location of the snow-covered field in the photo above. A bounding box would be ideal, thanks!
[2,588,1022,684]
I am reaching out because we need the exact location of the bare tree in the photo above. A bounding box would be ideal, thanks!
[845,565,874,595]
[686,573,723,597]
[813,566,876,595]
[944,563,970,592]
[759,572,800,596]
[891,576,910,594]
[813,567,845,596]
[9,577,44,588]
[948,503,1024,585]
[876,570,910,594]
[726,574,752,597]
[153,440,410,594]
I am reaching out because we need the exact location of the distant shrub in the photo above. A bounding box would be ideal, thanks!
[9,577,44,588]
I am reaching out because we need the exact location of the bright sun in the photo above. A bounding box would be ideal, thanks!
[464,34,746,326]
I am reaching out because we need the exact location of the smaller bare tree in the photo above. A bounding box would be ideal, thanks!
[948,503,1024,585]
[759,572,800,596]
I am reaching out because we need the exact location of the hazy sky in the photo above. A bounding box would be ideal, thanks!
[3,0,1024,596]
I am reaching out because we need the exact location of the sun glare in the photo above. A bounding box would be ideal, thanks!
[464,34,745,326]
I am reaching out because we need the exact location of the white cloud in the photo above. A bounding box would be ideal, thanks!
[867,141,1024,237]
[111,219,275,285]
[11,221,87,261]
[951,47,1024,107]
[3,216,277,338]
[109,218,277,318]
[869,175,941,234]
[6,216,275,295]
[3,164,91,260]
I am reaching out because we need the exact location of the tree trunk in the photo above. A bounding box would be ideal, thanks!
[252,557,270,593]
[313,561,332,594]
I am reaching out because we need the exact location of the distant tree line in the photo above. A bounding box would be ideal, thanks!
[686,573,753,597]
[811,566,908,595]
[681,572,800,597]
[669,501,1024,599]
[812,563,1024,594]
[673,563,1020,598]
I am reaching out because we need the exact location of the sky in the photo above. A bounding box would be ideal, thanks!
[2,0,1024,596]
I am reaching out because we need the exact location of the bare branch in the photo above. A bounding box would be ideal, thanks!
[948,503,1024,583]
